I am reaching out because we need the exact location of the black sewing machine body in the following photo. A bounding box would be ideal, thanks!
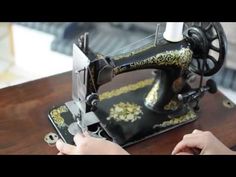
[48,22,227,147]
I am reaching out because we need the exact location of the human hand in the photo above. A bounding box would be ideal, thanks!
[56,131,129,155]
[172,129,236,155]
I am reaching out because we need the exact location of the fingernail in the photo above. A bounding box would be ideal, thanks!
[56,139,63,150]
[83,131,90,136]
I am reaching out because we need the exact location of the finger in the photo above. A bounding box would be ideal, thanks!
[172,141,189,155]
[180,147,196,154]
[83,131,91,137]
[183,133,193,139]
[177,145,201,155]
[183,133,199,140]
[73,133,86,146]
[172,136,204,155]
[172,136,203,155]
[192,129,203,134]
[176,152,193,155]
[56,139,77,155]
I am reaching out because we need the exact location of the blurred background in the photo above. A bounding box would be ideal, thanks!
[0,22,235,103]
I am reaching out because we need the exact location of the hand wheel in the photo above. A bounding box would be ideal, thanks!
[183,22,227,76]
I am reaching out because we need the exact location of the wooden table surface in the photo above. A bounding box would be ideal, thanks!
[1,70,236,154]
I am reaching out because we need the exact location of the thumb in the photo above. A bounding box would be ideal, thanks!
[83,131,91,137]
[56,139,77,155]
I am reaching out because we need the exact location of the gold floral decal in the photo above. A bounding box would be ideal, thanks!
[50,106,68,127]
[153,109,196,128]
[99,79,154,101]
[113,48,193,75]
[107,102,143,122]
[164,100,179,111]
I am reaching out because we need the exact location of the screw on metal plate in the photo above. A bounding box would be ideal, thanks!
[44,132,59,147]
[223,99,235,109]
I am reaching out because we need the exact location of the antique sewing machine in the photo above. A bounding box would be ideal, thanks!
[48,22,227,147]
